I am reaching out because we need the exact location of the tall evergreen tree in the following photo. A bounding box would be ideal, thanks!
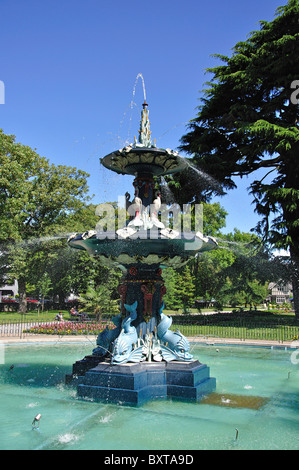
[179,0,299,318]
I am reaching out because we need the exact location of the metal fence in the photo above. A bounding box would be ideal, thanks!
[0,317,298,343]
[171,317,299,343]
[0,319,30,338]
[0,320,56,338]
[0,319,110,339]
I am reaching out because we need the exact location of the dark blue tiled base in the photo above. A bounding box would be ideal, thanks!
[75,360,216,406]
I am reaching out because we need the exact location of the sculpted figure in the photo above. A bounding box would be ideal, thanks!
[93,313,122,357]
[157,306,193,362]
[112,301,144,364]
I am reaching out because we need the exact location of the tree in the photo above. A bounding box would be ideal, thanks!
[162,201,227,311]
[78,284,119,320]
[0,129,90,312]
[179,0,299,318]
[192,248,235,305]
[163,265,196,312]
[36,273,52,313]
[192,229,270,308]
[176,265,196,313]
[162,268,180,310]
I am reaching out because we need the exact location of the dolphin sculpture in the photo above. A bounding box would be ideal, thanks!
[111,301,144,364]
[93,313,122,357]
[157,306,193,362]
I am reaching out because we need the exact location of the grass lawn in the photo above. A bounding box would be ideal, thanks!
[169,310,298,342]
[0,310,75,322]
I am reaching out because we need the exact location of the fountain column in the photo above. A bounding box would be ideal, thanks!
[118,263,166,337]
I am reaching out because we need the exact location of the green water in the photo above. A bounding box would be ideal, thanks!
[0,341,298,450]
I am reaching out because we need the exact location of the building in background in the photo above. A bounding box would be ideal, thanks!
[0,280,18,301]
[268,282,293,305]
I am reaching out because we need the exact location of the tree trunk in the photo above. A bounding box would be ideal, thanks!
[18,276,27,313]
[290,246,299,321]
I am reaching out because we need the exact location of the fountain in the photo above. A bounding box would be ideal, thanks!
[66,98,217,405]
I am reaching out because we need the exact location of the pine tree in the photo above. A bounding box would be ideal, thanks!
[180,0,299,319]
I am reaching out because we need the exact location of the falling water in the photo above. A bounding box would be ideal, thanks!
[125,73,147,145]
[216,238,252,247]
[160,176,176,205]
[14,234,71,248]
[214,237,258,254]
[155,122,189,146]
[132,73,147,103]
[177,155,225,196]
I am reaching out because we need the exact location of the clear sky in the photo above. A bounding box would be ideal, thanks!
[0,0,285,235]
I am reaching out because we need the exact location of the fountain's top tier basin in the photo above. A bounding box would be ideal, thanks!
[68,230,217,270]
[101,145,187,177]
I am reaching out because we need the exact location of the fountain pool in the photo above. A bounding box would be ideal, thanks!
[0,341,298,450]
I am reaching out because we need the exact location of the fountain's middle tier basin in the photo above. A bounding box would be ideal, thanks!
[68,231,217,269]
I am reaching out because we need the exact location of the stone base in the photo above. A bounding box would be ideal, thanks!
[67,358,216,406]
[65,355,101,383]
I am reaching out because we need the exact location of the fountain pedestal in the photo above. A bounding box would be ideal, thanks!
[67,358,216,406]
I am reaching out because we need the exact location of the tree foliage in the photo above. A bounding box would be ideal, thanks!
[78,284,119,320]
[179,0,299,317]
[0,129,90,311]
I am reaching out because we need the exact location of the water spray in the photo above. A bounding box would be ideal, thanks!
[32,413,42,430]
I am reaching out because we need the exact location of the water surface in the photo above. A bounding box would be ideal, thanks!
[0,342,298,450]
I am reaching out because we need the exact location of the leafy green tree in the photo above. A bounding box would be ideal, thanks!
[218,231,271,308]
[189,203,231,302]
[0,129,90,311]
[176,265,196,313]
[179,0,299,318]
[163,265,195,312]
[36,273,52,313]
[192,248,235,305]
[15,201,122,307]
[78,284,119,320]
[163,268,183,310]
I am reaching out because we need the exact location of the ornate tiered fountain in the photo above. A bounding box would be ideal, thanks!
[66,101,217,405]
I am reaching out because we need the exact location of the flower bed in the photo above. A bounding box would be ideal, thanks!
[23,320,115,336]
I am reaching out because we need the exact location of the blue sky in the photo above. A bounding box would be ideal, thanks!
[0,0,284,234]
